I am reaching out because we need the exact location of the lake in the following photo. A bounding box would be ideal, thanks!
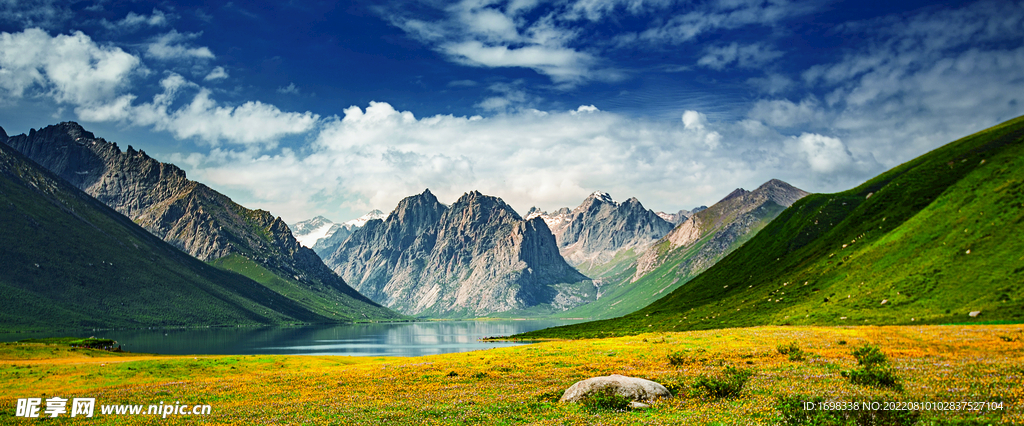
[0,320,580,357]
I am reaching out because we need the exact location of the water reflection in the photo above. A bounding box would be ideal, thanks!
[1,320,578,357]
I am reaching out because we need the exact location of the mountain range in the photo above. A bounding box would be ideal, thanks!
[525,191,675,272]
[1,123,402,327]
[323,189,593,317]
[289,210,386,258]
[551,179,808,320]
[0,132,384,331]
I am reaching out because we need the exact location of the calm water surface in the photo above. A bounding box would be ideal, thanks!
[2,320,580,357]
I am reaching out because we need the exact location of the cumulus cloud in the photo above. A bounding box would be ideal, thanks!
[133,86,319,147]
[0,28,317,146]
[0,28,140,105]
[145,30,214,60]
[101,9,168,31]
[181,102,772,222]
[789,133,856,175]
[204,66,228,81]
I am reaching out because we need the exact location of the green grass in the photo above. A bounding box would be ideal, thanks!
[519,115,1024,339]
[3,325,1018,424]
[210,255,408,322]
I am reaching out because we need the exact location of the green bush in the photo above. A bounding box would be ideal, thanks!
[842,365,903,391]
[851,344,888,367]
[777,342,805,361]
[667,349,706,366]
[842,344,903,391]
[691,367,752,398]
[578,388,633,412]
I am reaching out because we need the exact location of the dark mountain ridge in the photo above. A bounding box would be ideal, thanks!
[2,122,401,321]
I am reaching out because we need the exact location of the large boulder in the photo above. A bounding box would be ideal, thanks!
[560,374,673,403]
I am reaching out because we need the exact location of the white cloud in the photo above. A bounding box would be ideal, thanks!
[789,133,856,175]
[146,30,214,60]
[383,1,605,84]
[0,0,73,28]
[789,0,1024,167]
[681,110,705,129]
[571,104,598,114]
[473,81,536,112]
[181,102,772,222]
[633,0,816,45]
[204,66,228,81]
[447,79,478,87]
[135,87,319,147]
[698,42,783,70]
[0,28,140,105]
[277,83,300,95]
[748,98,826,128]
[102,9,168,31]
[747,73,793,94]
[0,29,312,146]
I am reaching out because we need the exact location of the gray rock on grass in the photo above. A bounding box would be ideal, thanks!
[560,374,672,404]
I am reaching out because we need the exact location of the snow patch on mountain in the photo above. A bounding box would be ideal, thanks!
[342,209,386,228]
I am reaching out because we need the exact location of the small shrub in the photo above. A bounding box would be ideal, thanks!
[842,365,903,391]
[777,342,805,361]
[578,388,632,412]
[667,349,706,366]
[837,339,847,345]
[851,344,888,367]
[842,344,903,391]
[691,367,752,398]
[660,380,684,396]
[446,371,459,377]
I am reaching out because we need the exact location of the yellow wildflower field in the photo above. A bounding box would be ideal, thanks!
[1,325,1020,425]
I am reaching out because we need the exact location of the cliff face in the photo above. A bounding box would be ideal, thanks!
[3,122,394,317]
[527,192,675,268]
[325,189,591,316]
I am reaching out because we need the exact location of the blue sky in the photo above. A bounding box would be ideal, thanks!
[1,0,1022,223]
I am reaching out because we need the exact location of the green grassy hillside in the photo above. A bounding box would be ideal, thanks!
[521,115,1024,338]
[0,142,395,332]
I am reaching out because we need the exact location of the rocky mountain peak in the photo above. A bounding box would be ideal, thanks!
[719,188,750,203]
[525,206,544,219]
[325,189,588,316]
[587,190,614,204]
[753,179,809,206]
[452,190,522,221]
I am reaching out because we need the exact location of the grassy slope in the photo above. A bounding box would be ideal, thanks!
[0,142,360,332]
[210,255,408,322]
[521,115,1024,339]
[0,326,1019,424]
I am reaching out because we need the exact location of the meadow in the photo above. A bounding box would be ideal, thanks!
[0,325,1020,425]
